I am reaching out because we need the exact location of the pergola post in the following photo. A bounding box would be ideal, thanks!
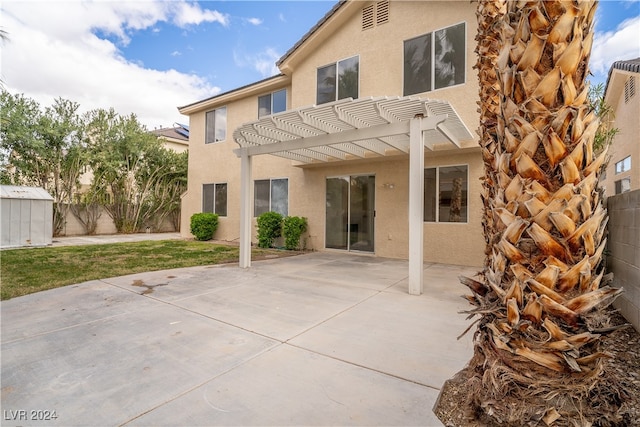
[408,116,424,295]
[239,151,252,268]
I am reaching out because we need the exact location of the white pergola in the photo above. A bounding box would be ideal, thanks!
[233,96,473,295]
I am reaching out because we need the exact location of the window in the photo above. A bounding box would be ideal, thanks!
[404,22,466,95]
[258,89,287,118]
[424,165,468,223]
[317,56,359,105]
[615,156,631,174]
[205,107,227,144]
[254,178,288,216]
[203,183,227,216]
[615,178,631,194]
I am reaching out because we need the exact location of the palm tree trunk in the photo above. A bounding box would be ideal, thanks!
[438,1,625,425]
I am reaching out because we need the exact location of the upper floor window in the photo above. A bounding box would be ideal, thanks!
[317,56,359,105]
[404,22,466,96]
[203,183,227,216]
[205,106,227,144]
[615,156,631,174]
[424,165,468,223]
[258,89,287,118]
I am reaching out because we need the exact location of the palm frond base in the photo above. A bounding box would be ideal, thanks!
[434,317,633,427]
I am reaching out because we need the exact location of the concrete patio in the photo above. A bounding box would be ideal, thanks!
[1,252,477,426]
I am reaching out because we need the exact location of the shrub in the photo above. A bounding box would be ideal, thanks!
[283,216,308,250]
[190,213,219,241]
[256,211,283,248]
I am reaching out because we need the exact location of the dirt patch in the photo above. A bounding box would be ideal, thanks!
[433,311,640,426]
[131,279,168,295]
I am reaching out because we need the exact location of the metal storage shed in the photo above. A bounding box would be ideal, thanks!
[1,185,54,249]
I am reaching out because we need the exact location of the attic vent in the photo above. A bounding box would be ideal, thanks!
[376,0,389,25]
[625,76,636,104]
[362,4,374,30]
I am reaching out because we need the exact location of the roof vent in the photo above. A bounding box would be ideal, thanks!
[362,4,374,30]
[376,0,389,25]
[625,76,636,104]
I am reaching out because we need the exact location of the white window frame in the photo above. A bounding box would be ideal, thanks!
[258,89,287,119]
[615,177,631,195]
[316,55,360,105]
[424,164,469,223]
[205,106,227,144]
[254,178,289,217]
[615,156,631,174]
[403,21,467,96]
[203,183,228,216]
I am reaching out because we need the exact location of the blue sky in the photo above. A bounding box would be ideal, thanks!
[2,1,639,129]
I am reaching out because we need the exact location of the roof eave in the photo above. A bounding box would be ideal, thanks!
[178,74,291,116]
[604,57,640,100]
[277,0,355,73]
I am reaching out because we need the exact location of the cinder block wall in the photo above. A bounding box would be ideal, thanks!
[607,190,640,331]
[59,205,177,236]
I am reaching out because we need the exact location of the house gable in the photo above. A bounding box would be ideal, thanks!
[279,1,478,147]
[178,0,485,269]
[602,58,640,196]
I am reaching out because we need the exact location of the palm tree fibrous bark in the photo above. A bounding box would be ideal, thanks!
[437,1,628,425]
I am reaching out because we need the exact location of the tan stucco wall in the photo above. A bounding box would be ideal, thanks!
[603,73,640,197]
[161,139,189,154]
[288,149,484,266]
[180,0,484,267]
[288,1,479,149]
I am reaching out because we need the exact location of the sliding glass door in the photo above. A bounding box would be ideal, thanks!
[325,175,375,252]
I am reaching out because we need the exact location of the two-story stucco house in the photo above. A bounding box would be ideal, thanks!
[178,0,484,293]
[602,58,640,197]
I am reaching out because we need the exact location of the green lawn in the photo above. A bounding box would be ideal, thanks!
[0,240,288,300]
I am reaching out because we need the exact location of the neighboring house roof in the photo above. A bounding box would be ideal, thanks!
[151,123,189,142]
[610,57,640,74]
[604,57,640,96]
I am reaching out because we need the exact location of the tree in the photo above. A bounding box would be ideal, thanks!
[0,91,84,235]
[139,148,187,232]
[437,1,625,425]
[588,82,619,152]
[86,109,186,233]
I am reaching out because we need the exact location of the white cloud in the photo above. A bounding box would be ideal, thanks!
[247,17,263,26]
[171,50,182,57]
[1,0,223,128]
[172,2,229,27]
[233,47,281,78]
[591,16,640,76]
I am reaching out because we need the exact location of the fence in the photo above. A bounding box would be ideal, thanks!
[607,189,640,331]
[59,204,177,236]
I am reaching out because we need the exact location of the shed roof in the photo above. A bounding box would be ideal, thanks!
[0,185,54,201]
